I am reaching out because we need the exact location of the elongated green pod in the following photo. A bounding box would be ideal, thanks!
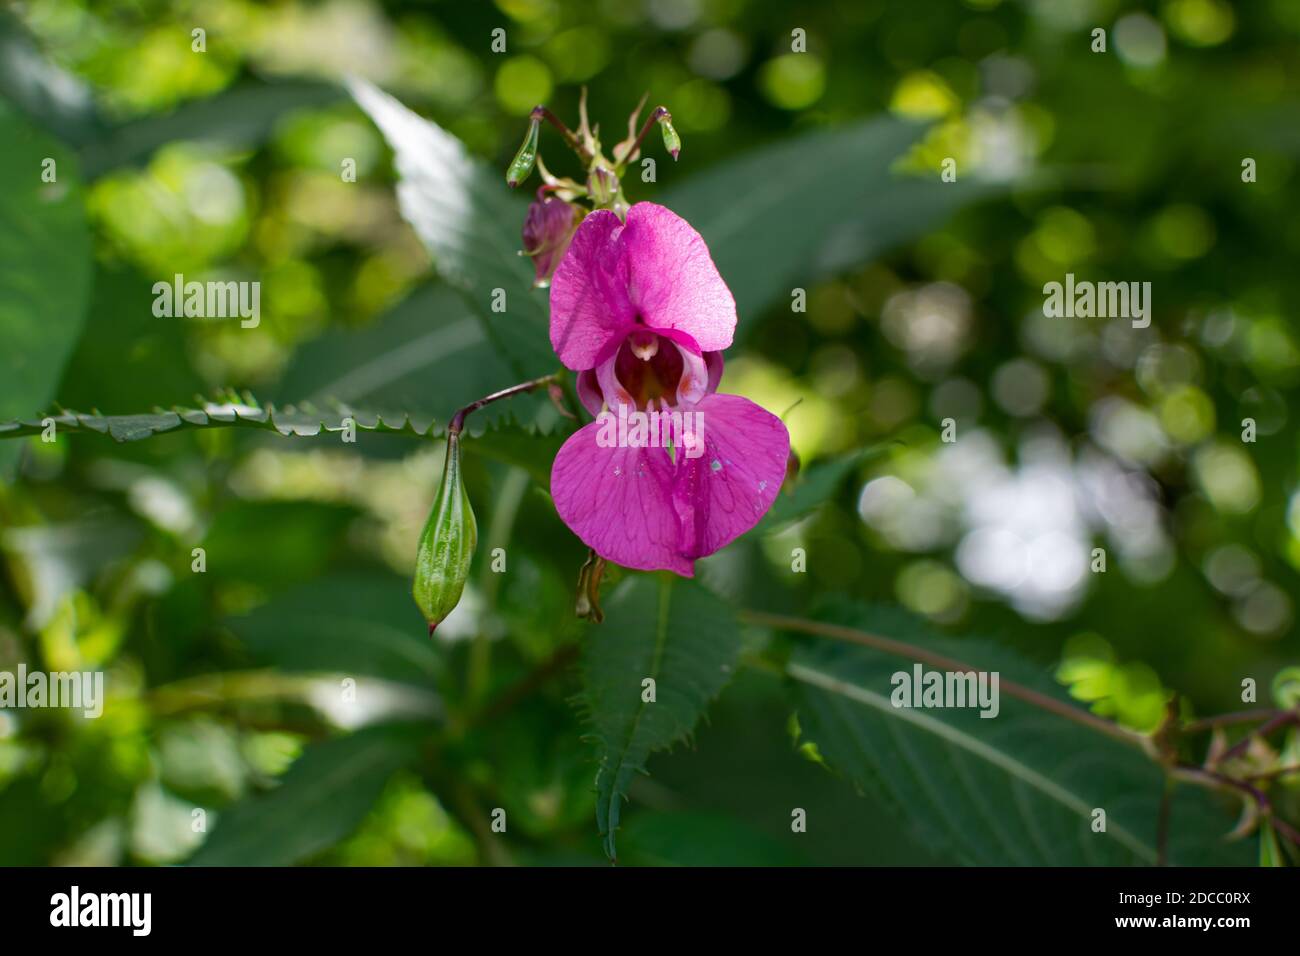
[413,432,477,633]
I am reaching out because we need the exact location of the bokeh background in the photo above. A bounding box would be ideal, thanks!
[1,0,1298,865]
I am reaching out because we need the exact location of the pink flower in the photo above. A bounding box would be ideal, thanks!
[548,202,790,577]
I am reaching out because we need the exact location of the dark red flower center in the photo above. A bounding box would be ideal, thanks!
[613,331,684,409]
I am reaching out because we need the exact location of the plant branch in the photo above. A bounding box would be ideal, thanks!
[1216,709,1298,765]
[448,372,562,436]
[1183,709,1289,733]
[531,105,590,161]
[738,609,1147,749]
[616,105,671,170]
[1173,764,1300,849]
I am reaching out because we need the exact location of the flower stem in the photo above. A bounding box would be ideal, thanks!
[531,105,590,161]
[616,105,671,171]
[738,608,1147,749]
[448,372,563,437]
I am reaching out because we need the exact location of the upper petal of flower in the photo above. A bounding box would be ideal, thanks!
[620,203,736,355]
[548,209,637,370]
[549,203,735,370]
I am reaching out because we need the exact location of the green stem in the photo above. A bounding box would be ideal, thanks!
[448,372,562,436]
[615,105,670,172]
[531,105,590,161]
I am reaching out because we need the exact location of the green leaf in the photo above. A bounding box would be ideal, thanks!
[80,79,342,179]
[663,118,998,338]
[187,725,422,866]
[0,11,101,148]
[0,100,92,477]
[227,572,441,687]
[275,283,548,435]
[760,441,895,531]
[579,574,743,861]
[54,263,205,413]
[0,392,440,444]
[783,603,1252,866]
[348,80,554,379]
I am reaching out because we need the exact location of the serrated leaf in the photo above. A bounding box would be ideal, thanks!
[663,118,998,339]
[348,79,554,379]
[0,100,92,477]
[187,725,422,866]
[276,283,548,435]
[783,603,1252,866]
[0,395,439,443]
[580,574,742,861]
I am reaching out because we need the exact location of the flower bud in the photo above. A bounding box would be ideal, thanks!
[506,116,540,188]
[586,158,618,207]
[521,193,578,288]
[656,110,681,160]
[413,432,477,633]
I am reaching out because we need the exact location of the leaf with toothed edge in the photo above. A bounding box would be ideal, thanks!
[0,101,92,478]
[0,392,437,443]
[578,574,743,861]
[274,283,555,435]
[0,390,569,481]
[782,602,1253,866]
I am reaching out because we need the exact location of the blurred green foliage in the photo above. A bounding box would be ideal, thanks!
[1,0,1298,866]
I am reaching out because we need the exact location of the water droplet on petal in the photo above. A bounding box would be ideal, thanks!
[613,465,622,476]
[710,458,722,472]
[758,480,767,492]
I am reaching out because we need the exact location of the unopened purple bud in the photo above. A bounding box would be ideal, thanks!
[522,194,578,288]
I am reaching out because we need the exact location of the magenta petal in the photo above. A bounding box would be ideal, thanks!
[575,368,604,417]
[671,393,790,562]
[549,210,637,370]
[550,421,694,576]
[621,204,736,354]
[549,203,737,371]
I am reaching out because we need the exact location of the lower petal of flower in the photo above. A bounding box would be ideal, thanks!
[670,393,790,562]
[550,420,694,576]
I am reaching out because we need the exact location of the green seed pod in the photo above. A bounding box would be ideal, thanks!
[506,117,540,187]
[413,432,477,633]
[657,111,681,160]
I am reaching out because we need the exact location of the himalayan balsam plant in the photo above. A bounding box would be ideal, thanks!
[3,74,1296,867]
[413,92,792,627]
